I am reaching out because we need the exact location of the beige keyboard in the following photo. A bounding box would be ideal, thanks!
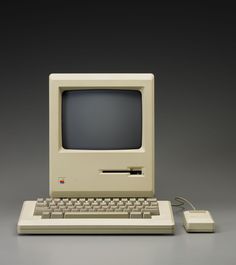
[17,200,174,234]
[34,197,159,219]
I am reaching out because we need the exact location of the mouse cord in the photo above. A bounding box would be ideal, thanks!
[172,196,196,210]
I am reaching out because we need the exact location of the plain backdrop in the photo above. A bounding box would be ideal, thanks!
[0,2,235,265]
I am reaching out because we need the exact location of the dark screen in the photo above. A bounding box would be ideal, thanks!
[62,89,142,149]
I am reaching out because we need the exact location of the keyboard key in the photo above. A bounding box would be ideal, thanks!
[64,212,129,218]
[143,211,151,219]
[130,212,142,218]
[151,202,158,206]
[54,209,62,212]
[34,207,50,215]
[129,198,136,202]
[51,212,63,218]
[115,209,123,212]
[147,198,157,202]
[145,206,159,215]
[42,212,50,219]
[138,198,145,202]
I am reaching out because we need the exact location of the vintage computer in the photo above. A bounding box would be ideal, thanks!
[17,73,175,234]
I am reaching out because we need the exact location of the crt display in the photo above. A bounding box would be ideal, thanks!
[62,89,142,149]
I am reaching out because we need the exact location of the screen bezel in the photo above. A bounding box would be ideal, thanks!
[60,88,143,151]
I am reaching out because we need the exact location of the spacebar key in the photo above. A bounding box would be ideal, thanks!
[64,212,129,218]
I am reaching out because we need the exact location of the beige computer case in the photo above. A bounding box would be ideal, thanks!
[49,74,155,198]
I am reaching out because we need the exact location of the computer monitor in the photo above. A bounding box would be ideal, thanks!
[49,74,155,198]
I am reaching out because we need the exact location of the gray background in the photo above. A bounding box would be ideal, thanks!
[0,2,235,265]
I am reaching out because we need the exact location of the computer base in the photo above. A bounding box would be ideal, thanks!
[17,201,175,234]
